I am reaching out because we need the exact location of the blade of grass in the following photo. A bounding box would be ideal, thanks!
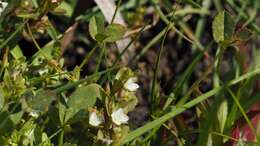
[191,0,212,52]
[79,45,98,69]
[115,25,146,66]
[150,1,179,112]
[176,62,213,106]
[152,2,194,45]
[226,87,260,143]
[163,41,213,110]
[111,0,122,24]
[152,0,206,53]
[131,27,167,62]
[178,130,251,145]
[225,75,254,130]
[213,0,223,12]
[54,66,119,93]
[0,20,27,54]
[94,44,106,73]
[27,23,73,81]
[123,68,260,143]
[227,0,260,35]
[242,93,260,112]
[211,131,248,145]
[151,23,171,112]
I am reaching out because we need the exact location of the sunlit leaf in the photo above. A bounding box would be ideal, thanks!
[64,84,103,123]
[212,11,235,44]
[217,99,228,133]
[89,15,105,40]
[104,23,126,42]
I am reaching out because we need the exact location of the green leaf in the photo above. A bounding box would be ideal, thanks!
[0,111,14,135]
[46,21,60,41]
[10,45,24,60]
[65,84,103,123]
[40,133,53,146]
[67,84,101,109]
[89,15,105,40]
[212,11,235,44]
[95,33,108,43]
[217,99,228,133]
[0,90,4,110]
[112,67,135,93]
[53,1,73,17]
[10,111,23,126]
[58,101,66,125]
[104,23,126,42]
[123,68,260,143]
[27,90,56,112]
[19,120,36,144]
[120,97,138,113]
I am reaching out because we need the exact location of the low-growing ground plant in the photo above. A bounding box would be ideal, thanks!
[0,0,259,146]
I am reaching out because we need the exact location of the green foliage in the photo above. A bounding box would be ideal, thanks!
[104,23,126,42]
[0,0,259,146]
[89,15,126,43]
[89,15,105,41]
[212,11,235,45]
[64,84,102,123]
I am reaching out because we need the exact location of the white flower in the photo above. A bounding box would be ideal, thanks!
[38,68,49,75]
[29,111,39,118]
[89,111,103,127]
[111,108,129,125]
[0,1,8,16]
[101,138,113,145]
[124,77,139,92]
[51,0,58,3]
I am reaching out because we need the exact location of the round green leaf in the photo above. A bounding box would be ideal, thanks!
[27,90,56,112]
[65,83,103,123]
[104,23,126,42]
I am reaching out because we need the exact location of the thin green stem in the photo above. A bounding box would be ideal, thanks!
[213,45,223,88]
[124,68,260,143]
[54,66,119,93]
[79,45,98,69]
[111,0,122,24]
[226,87,260,144]
[191,0,212,52]
[150,22,170,112]
[132,27,167,62]
[213,0,223,12]
[95,44,106,73]
[0,20,27,53]
[58,129,64,146]
[113,25,146,66]
[176,63,213,106]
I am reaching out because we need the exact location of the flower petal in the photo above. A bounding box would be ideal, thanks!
[111,108,129,125]
[89,111,103,126]
[0,2,8,16]
[124,78,139,91]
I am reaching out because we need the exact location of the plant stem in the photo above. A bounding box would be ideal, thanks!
[111,0,122,24]
[151,24,170,112]
[58,129,64,146]
[124,68,260,143]
[0,20,27,54]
